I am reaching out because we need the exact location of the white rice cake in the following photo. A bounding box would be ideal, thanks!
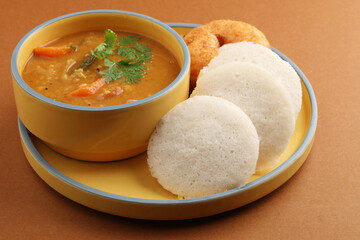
[192,62,295,171]
[199,42,302,119]
[147,95,259,198]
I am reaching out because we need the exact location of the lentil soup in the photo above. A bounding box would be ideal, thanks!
[22,30,180,107]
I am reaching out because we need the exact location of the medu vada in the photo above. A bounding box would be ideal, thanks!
[184,19,270,88]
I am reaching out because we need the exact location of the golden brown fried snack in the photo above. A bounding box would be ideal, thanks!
[184,27,220,90]
[184,19,270,89]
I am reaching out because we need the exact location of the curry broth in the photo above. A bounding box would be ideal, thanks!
[22,30,181,106]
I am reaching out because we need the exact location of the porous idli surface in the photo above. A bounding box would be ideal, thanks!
[147,95,259,199]
[199,42,302,119]
[192,62,295,171]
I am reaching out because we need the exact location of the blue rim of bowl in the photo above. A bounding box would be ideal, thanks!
[11,10,190,112]
[18,23,317,206]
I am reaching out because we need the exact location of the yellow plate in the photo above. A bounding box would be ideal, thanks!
[18,23,317,220]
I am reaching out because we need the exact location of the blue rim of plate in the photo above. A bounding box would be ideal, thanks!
[18,22,317,206]
[11,10,190,112]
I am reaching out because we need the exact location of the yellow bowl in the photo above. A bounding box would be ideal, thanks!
[11,10,190,161]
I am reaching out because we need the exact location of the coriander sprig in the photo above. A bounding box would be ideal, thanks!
[91,29,152,83]
[91,29,117,59]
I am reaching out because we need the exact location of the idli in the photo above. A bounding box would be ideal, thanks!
[199,42,302,119]
[147,95,259,198]
[192,62,295,171]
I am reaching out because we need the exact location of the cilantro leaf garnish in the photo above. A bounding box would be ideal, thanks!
[99,58,124,83]
[91,30,152,83]
[116,38,153,63]
[117,46,137,59]
[118,36,140,46]
[133,43,152,53]
[91,29,117,59]
[99,58,147,84]
[121,60,147,83]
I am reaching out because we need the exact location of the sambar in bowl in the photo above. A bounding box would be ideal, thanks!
[11,10,190,161]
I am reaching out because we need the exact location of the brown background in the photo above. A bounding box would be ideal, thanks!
[1,0,359,239]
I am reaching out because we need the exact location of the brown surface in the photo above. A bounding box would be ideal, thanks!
[1,0,359,239]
